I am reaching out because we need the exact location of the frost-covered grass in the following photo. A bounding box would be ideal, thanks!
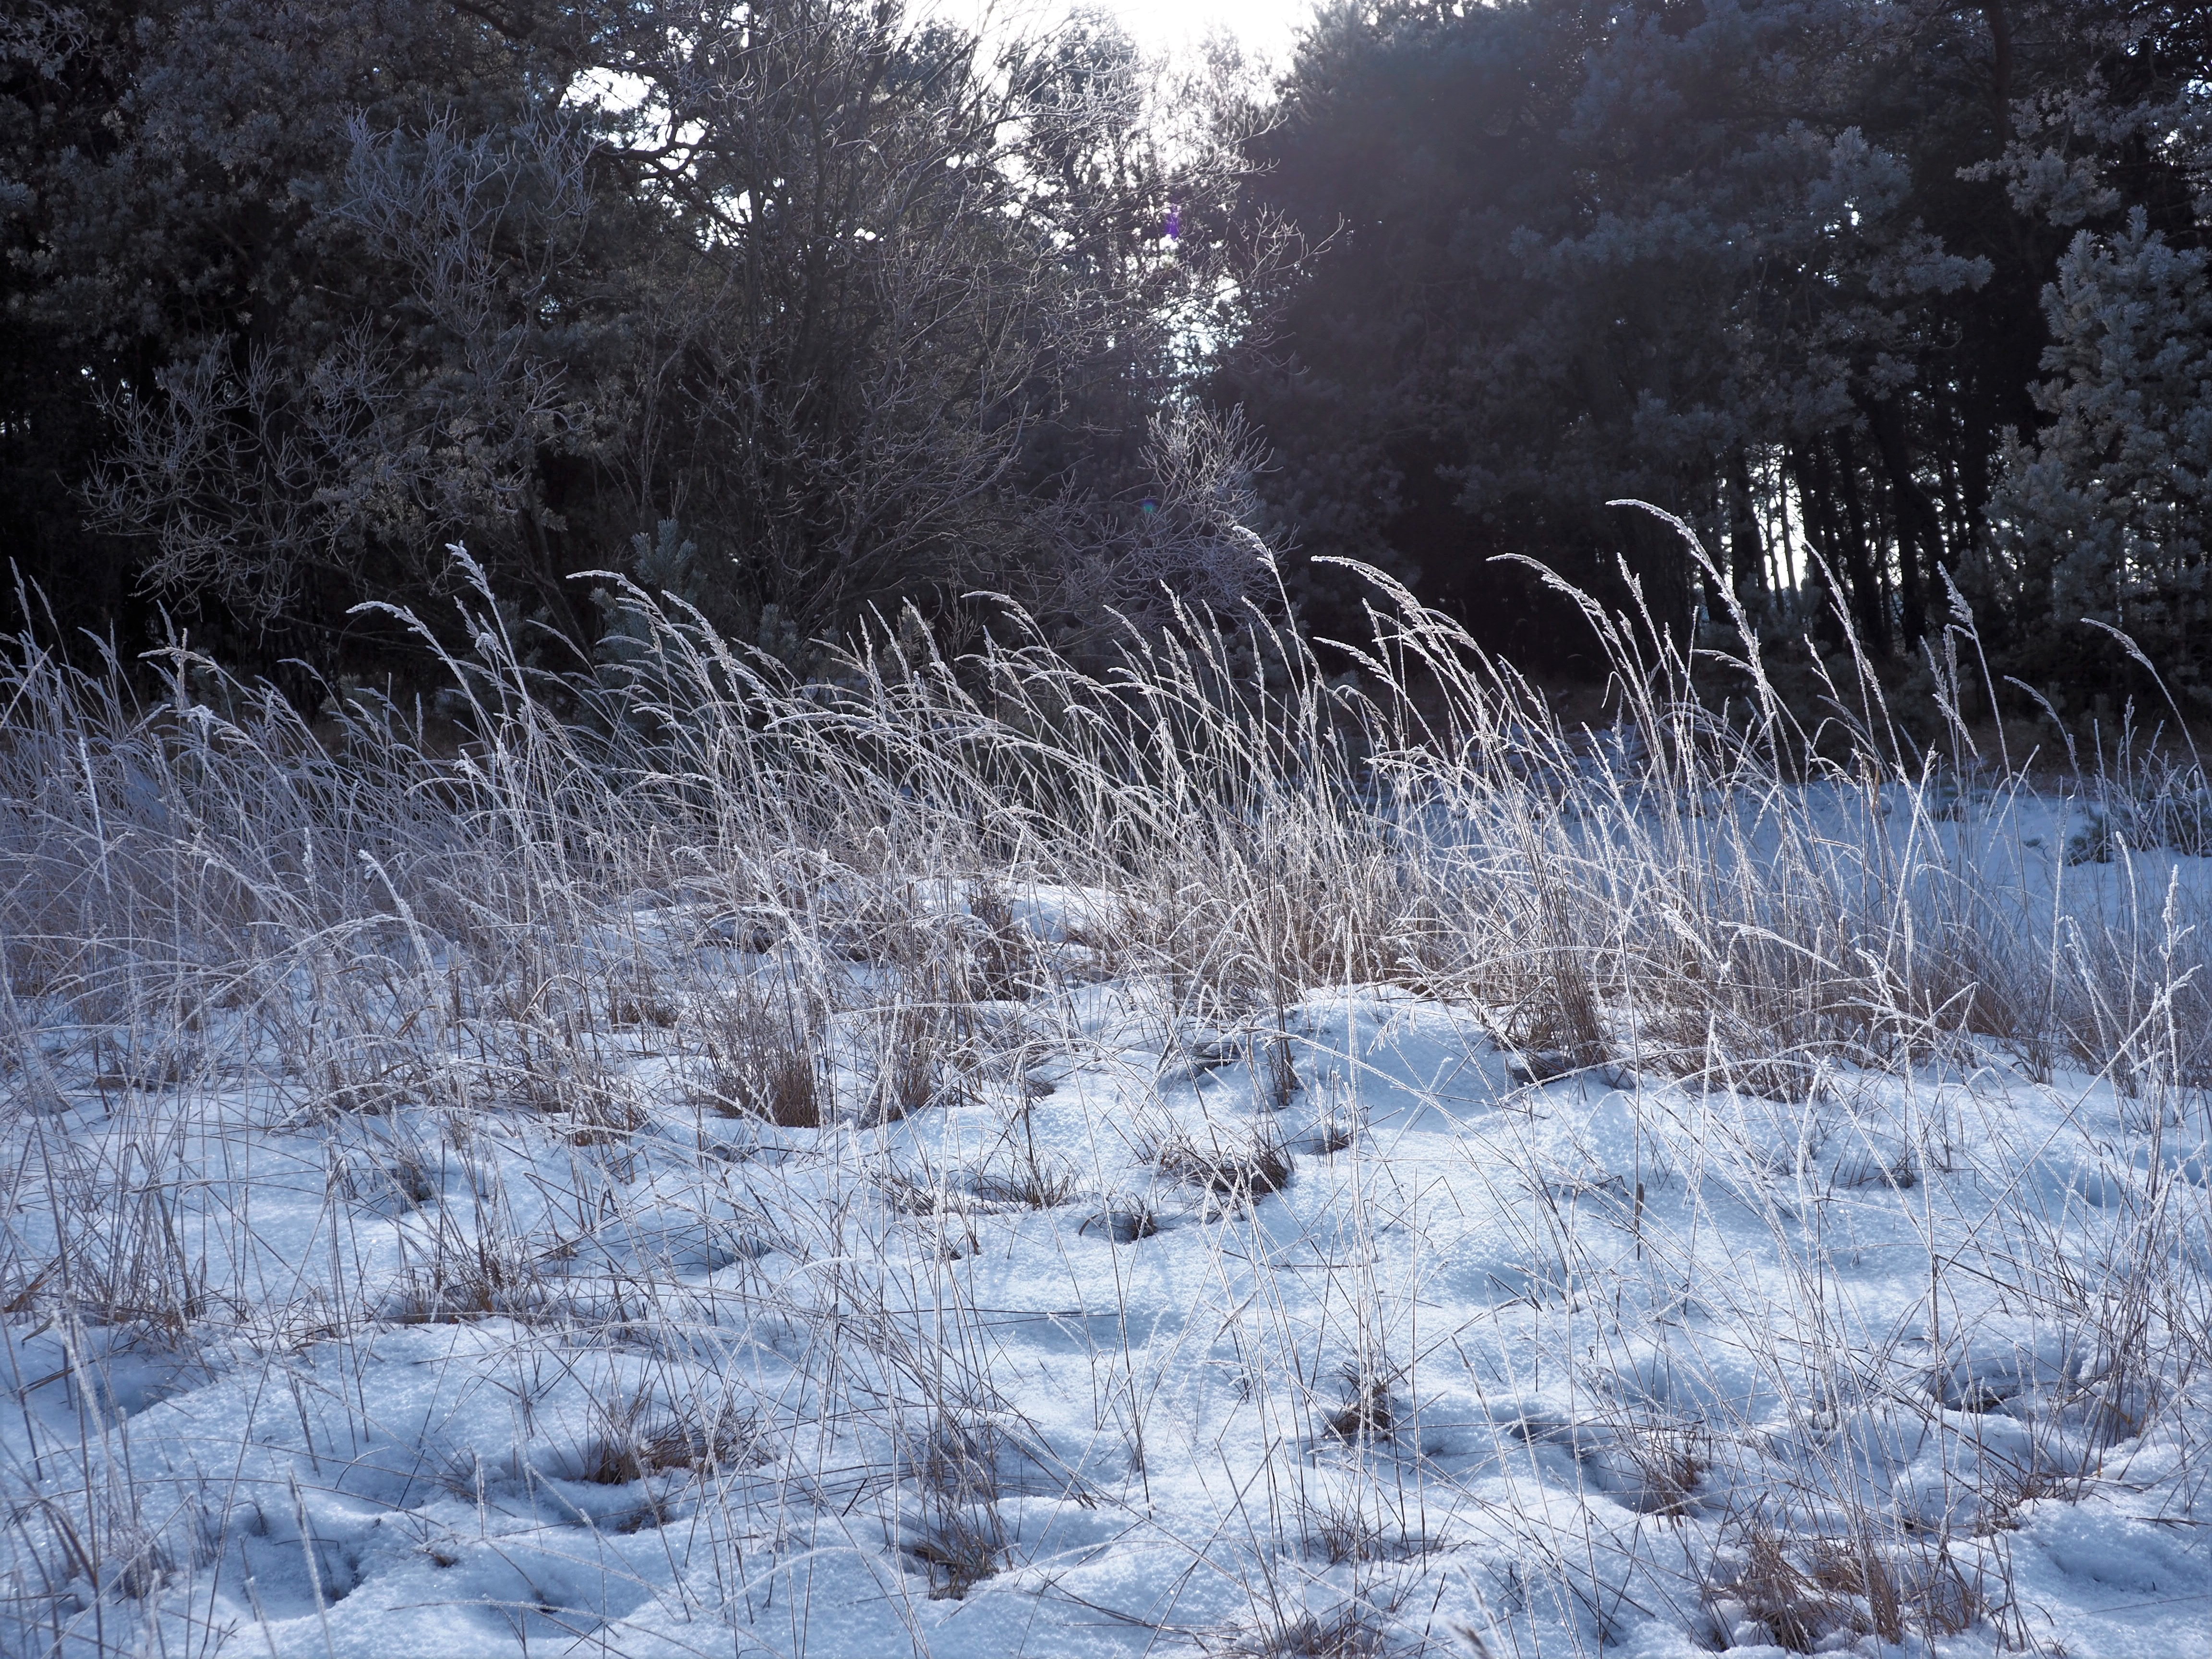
[1,556,2209,1657]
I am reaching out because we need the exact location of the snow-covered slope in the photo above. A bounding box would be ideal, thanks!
[6,881,2207,1659]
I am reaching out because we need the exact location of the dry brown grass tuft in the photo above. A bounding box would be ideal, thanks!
[1151,1128,1295,1205]
[695,977,825,1127]
[1218,1603,1387,1658]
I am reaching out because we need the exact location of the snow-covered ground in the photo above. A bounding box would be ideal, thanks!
[5,566,2211,1657]
[6,869,2209,1659]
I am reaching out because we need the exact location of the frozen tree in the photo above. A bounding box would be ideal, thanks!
[1992,209,2212,697]
[3,0,1280,674]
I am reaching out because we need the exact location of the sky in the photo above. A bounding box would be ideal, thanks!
[941,0,1312,66]
[1094,0,1310,60]
[572,0,1311,135]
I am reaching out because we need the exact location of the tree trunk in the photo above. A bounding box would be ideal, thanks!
[1726,448,1766,613]
[1855,396,1939,649]
[1828,432,1893,658]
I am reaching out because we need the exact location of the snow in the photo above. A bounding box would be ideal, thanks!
[5,866,2212,1658]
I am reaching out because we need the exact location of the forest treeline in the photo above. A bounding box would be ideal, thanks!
[2,0,2208,712]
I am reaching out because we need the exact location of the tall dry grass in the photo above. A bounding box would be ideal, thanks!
[0,531,2206,1655]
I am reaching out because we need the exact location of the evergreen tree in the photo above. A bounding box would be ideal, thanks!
[1216,0,2206,700]
[1983,0,2212,700]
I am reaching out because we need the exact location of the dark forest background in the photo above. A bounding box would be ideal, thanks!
[3,0,2208,715]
